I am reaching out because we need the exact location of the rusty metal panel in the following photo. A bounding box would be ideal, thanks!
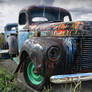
[29,21,92,37]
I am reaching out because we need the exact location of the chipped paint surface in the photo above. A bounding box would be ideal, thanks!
[20,21,92,38]
[17,5,92,77]
[18,32,29,51]
[28,21,92,37]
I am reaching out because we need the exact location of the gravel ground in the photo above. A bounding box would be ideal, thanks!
[0,59,92,92]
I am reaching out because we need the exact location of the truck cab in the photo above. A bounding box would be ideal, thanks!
[18,6,72,51]
[4,23,18,41]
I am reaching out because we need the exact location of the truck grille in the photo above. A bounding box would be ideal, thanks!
[73,37,92,72]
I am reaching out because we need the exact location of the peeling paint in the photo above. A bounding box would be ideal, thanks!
[17,5,92,77]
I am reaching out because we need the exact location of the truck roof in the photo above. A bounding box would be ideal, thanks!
[19,5,71,16]
[4,23,18,31]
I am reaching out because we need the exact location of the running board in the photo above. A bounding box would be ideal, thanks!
[0,50,9,54]
[50,73,92,84]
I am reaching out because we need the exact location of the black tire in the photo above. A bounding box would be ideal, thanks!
[2,40,10,59]
[23,56,46,91]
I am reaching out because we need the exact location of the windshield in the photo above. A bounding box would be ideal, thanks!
[29,8,70,23]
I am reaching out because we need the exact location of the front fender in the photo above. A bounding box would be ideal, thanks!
[20,37,62,59]
[15,38,44,73]
[16,37,62,75]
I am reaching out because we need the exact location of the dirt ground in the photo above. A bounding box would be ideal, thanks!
[0,59,92,92]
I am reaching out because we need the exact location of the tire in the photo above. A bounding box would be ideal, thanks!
[23,56,46,91]
[2,40,10,59]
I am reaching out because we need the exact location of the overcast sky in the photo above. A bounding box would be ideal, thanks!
[0,0,92,32]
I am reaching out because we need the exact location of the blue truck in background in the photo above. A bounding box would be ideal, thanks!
[0,23,18,59]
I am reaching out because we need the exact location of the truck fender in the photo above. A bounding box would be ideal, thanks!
[15,40,44,74]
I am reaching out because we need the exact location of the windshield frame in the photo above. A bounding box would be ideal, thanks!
[28,7,72,24]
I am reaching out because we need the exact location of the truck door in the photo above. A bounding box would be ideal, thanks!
[18,12,29,52]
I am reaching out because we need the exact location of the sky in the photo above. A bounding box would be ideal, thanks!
[0,0,92,32]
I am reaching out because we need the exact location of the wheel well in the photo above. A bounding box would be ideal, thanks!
[18,51,29,72]
[20,51,29,62]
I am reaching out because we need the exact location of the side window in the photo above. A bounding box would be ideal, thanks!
[64,16,70,22]
[19,13,26,25]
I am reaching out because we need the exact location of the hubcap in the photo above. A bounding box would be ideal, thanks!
[27,61,44,85]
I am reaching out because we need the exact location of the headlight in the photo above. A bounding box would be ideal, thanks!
[47,46,61,62]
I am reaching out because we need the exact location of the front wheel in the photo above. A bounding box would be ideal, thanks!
[23,57,46,91]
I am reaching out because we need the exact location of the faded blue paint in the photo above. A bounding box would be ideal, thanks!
[4,23,18,41]
[63,37,77,64]
[18,32,29,52]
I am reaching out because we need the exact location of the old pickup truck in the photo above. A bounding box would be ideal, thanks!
[3,5,92,91]
[1,23,18,58]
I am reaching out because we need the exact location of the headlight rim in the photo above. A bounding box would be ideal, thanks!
[46,46,61,62]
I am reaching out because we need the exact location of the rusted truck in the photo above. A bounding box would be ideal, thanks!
[1,23,18,58]
[4,5,92,91]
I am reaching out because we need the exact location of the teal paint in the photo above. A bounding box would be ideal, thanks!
[13,56,19,65]
[18,32,29,52]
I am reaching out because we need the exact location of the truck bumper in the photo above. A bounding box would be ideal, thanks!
[50,72,92,84]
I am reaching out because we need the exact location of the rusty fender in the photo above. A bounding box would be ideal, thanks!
[50,72,92,84]
[15,37,62,75]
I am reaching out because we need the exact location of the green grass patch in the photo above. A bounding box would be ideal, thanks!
[0,67,24,92]
[0,34,4,48]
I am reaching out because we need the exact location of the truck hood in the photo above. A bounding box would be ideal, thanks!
[29,21,92,36]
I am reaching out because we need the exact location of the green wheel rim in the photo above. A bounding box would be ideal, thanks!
[27,61,44,85]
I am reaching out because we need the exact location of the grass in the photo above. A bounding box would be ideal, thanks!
[0,34,4,48]
[0,66,24,92]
